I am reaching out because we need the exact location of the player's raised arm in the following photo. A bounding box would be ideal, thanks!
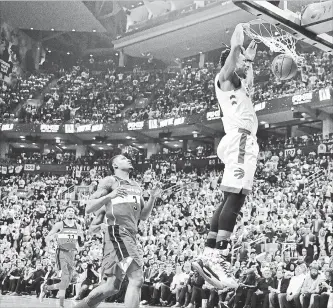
[140,183,162,220]
[244,40,257,91]
[218,23,245,83]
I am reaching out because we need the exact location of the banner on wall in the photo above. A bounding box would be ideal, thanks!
[40,124,59,133]
[1,124,13,131]
[206,110,220,121]
[128,121,144,130]
[148,117,185,129]
[24,164,35,171]
[292,92,313,105]
[64,124,75,134]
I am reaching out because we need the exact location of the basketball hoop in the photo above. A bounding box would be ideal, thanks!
[243,19,304,65]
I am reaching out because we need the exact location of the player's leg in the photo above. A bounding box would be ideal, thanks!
[40,250,62,301]
[215,192,246,250]
[74,265,125,308]
[204,136,230,254]
[124,262,144,308]
[58,262,74,307]
[205,192,229,250]
[215,131,250,250]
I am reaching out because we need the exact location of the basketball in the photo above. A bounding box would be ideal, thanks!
[271,54,298,80]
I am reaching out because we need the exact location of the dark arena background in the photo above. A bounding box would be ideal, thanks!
[0,1,333,308]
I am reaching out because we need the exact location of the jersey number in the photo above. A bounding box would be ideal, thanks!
[67,235,75,242]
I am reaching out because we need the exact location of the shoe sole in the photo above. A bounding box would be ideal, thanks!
[192,261,238,289]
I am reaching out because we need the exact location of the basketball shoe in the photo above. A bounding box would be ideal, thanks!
[192,250,238,289]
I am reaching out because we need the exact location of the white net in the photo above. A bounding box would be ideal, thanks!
[243,19,304,65]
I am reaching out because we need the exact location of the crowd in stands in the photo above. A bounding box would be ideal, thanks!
[0,73,53,123]
[1,137,333,307]
[252,50,333,103]
[0,48,332,126]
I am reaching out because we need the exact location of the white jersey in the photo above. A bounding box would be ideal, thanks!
[215,74,258,135]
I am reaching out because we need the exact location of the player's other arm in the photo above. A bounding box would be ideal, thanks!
[140,184,162,221]
[89,208,106,234]
[218,23,245,84]
[85,176,114,214]
[86,176,128,214]
[45,222,62,246]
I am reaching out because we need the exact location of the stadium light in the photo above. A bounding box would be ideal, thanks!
[91,143,96,146]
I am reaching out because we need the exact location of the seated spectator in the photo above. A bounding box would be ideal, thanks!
[278,264,307,308]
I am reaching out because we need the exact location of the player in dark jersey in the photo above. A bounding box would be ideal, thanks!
[74,154,162,308]
[40,206,84,308]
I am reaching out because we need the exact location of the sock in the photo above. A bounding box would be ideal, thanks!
[206,232,218,248]
[216,230,232,250]
[215,193,245,250]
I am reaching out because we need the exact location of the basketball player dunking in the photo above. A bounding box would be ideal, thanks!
[192,23,258,288]
[74,154,162,308]
[40,206,84,308]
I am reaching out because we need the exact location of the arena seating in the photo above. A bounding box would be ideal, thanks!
[1,138,333,307]
[0,73,54,123]
[1,49,330,125]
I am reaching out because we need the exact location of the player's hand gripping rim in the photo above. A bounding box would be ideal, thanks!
[244,40,257,61]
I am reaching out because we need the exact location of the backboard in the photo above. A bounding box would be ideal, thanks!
[232,0,333,53]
